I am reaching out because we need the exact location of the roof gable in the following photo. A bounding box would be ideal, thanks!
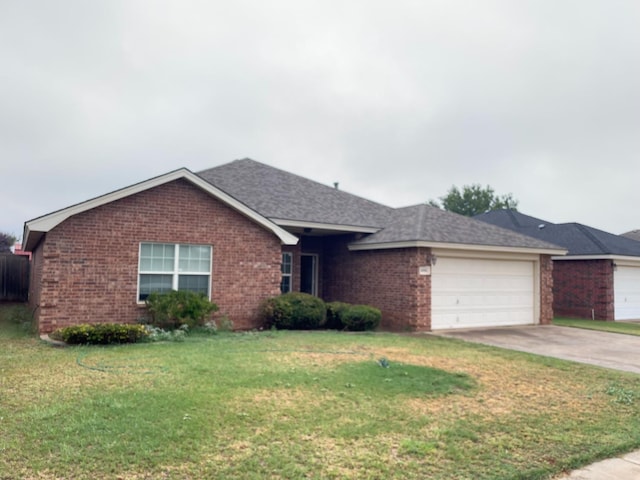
[23,168,298,250]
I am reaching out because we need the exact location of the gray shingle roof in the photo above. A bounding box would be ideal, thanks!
[352,204,562,250]
[622,230,640,242]
[198,159,393,228]
[198,159,563,252]
[476,210,640,257]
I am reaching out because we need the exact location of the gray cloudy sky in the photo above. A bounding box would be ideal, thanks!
[2,1,639,241]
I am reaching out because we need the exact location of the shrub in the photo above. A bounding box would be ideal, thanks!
[145,290,218,329]
[262,292,326,330]
[325,301,350,330]
[52,323,148,345]
[341,305,381,331]
[144,324,189,342]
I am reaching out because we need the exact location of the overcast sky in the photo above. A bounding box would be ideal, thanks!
[2,1,639,242]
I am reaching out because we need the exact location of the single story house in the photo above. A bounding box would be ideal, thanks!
[476,209,640,321]
[24,159,564,334]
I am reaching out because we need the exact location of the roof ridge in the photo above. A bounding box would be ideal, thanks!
[506,209,521,227]
[575,223,609,254]
[416,204,428,238]
[201,158,395,211]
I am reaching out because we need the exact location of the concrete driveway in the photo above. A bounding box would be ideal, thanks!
[435,325,640,374]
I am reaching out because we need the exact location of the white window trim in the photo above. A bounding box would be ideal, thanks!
[137,243,212,303]
[281,252,293,293]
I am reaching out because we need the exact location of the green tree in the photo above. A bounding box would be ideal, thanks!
[0,232,16,253]
[429,184,518,216]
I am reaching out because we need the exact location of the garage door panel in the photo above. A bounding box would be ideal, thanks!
[432,257,535,330]
[614,266,640,320]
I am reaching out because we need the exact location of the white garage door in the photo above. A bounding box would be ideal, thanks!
[431,257,535,330]
[614,266,640,320]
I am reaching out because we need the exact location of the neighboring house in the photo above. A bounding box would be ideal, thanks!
[622,230,640,242]
[23,159,564,334]
[12,243,32,260]
[476,209,640,321]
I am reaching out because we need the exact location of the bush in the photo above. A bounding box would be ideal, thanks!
[144,324,189,342]
[325,301,350,330]
[341,305,381,331]
[262,292,326,330]
[52,323,148,345]
[145,290,218,329]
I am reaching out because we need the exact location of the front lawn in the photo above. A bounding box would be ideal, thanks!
[2,309,640,479]
[554,317,640,336]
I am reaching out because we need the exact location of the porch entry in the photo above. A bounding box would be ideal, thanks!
[300,254,318,296]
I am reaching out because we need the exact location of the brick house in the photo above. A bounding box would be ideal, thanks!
[476,209,640,321]
[24,159,564,334]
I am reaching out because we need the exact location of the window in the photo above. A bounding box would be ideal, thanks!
[138,243,212,301]
[280,252,292,293]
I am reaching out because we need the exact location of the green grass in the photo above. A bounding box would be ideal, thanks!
[554,317,640,336]
[3,306,640,479]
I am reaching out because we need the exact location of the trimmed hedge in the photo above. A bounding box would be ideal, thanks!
[51,323,148,345]
[262,292,326,330]
[145,290,218,329]
[262,294,381,332]
[341,304,382,331]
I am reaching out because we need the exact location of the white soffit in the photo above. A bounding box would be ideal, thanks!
[272,219,380,234]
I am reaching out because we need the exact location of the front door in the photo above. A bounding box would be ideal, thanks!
[300,254,318,296]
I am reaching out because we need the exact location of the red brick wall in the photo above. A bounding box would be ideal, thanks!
[552,259,614,320]
[323,236,431,331]
[32,179,283,333]
[539,255,554,324]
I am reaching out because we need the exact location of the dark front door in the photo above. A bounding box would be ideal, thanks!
[300,254,318,296]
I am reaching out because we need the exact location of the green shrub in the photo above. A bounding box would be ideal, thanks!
[325,301,350,330]
[341,305,381,331]
[144,324,189,342]
[145,290,218,329]
[262,292,326,330]
[52,323,148,345]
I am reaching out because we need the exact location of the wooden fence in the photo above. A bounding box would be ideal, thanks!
[0,254,30,302]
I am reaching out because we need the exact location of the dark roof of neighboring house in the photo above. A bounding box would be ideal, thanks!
[351,204,561,250]
[198,159,394,229]
[200,159,563,252]
[475,209,640,257]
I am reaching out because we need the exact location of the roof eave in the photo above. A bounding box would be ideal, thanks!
[553,254,640,262]
[24,168,299,248]
[272,219,381,234]
[349,240,567,256]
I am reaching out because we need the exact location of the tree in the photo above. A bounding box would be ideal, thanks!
[429,184,518,217]
[0,232,17,253]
